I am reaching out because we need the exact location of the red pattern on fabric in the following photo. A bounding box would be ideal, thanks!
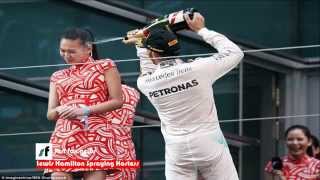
[265,155,320,179]
[45,57,118,174]
[105,85,140,180]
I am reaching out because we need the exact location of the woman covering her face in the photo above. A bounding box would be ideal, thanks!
[44,28,123,180]
[264,125,320,180]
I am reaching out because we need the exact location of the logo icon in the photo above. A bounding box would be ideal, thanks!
[35,143,52,160]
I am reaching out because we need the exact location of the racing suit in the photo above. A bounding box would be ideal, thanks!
[136,27,244,180]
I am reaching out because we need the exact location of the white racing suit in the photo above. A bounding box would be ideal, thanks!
[136,28,244,180]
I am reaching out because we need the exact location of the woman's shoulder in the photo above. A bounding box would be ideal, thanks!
[94,59,116,71]
[50,68,69,82]
[51,68,69,77]
[95,58,115,65]
[309,157,320,164]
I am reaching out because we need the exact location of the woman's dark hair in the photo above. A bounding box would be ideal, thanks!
[84,28,99,60]
[311,135,320,148]
[60,27,99,59]
[307,135,320,157]
[285,125,312,140]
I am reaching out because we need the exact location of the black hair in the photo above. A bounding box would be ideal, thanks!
[285,125,312,140]
[311,135,320,148]
[60,27,99,59]
[307,135,320,157]
[84,28,99,60]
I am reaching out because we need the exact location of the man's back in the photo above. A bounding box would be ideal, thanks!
[138,59,221,138]
[137,26,244,139]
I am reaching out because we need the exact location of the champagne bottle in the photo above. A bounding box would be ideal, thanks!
[148,8,197,32]
[123,8,196,45]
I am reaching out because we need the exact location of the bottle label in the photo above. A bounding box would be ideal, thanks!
[168,10,185,25]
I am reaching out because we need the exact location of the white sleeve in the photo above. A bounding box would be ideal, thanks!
[196,28,244,83]
[136,46,157,75]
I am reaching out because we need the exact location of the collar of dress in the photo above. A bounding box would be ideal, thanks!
[287,154,310,164]
[70,57,95,71]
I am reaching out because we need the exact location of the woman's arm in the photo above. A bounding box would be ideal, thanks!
[47,82,60,121]
[88,67,123,114]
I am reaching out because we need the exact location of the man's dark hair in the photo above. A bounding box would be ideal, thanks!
[60,27,99,59]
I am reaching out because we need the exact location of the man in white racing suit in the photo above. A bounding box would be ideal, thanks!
[125,13,244,180]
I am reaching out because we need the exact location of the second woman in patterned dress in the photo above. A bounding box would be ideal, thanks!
[265,125,320,180]
[105,84,140,180]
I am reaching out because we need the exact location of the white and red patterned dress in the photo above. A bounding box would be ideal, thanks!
[105,85,140,180]
[44,57,118,175]
[265,155,320,179]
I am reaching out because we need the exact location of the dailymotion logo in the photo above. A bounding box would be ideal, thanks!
[35,143,52,160]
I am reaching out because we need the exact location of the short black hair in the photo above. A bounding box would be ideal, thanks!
[285,125,312,140]
[60,27,93,45]
[60,27,99,59]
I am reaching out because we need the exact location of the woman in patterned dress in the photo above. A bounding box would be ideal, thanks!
[105,84,140,180]
[265,125,320,180]
[45,28,123,180]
